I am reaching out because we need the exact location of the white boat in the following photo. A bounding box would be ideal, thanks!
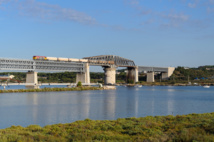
[203,85,210,88]
[135,85,142,88]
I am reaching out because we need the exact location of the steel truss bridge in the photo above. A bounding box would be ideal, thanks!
[0,58,85,72]
[84,55,136,67]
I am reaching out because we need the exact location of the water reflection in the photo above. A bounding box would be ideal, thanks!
[0,86,214,129]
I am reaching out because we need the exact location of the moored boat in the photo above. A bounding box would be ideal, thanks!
[203,85,210,88]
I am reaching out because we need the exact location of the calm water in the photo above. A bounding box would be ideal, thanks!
[0,86,214,129]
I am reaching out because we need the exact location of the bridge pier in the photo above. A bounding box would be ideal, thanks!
[147,72,155,82]
[162,67,175,80]
[127,67,138,83]
[26,71,39,89]
[76,63,90,84]
[103,67,116,85]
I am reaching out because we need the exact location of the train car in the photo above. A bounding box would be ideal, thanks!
[46,57,58,61]
[33,56,47,60]
[79,59,88,62]
[88,60,96,63]
[68,58,80,62]
[58,57,69,62]
[33,56,90,63]
[108,61,114,64]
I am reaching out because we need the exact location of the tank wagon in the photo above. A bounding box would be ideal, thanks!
[33,56,114,65]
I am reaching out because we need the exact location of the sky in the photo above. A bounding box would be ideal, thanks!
[0,0,214,69]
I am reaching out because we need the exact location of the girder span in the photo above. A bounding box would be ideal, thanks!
[84,55,135,67]
[138,66,171,73]
[0,58,84,72]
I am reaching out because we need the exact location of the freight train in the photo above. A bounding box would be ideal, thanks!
[33,56,88,62]
[33,56,114,65]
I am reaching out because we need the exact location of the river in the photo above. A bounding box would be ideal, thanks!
[0,86,214,129]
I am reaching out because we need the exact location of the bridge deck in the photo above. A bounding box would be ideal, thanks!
[138,66,169,72]
[0,58,84,72]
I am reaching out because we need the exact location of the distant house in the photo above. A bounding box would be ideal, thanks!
[206,68,214,70]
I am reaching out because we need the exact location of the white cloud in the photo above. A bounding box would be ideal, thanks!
[209,0,214,4]
[0,0,10,6]
[161,13,189,28]
[207,7,214,13]
[166,13,189,21]
[188,3,197,8]
[0,0,96,25]
[140,18,154,25]
[187,0,200,8]
[124,0,139,6]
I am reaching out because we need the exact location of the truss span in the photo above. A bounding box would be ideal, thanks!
[0,58,84,72]
[84,55,135,67]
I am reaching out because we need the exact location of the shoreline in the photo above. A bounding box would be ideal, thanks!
[120,82,214,86]
[0,84,212,93]
[0,86,106,93]
[0,112,213,141]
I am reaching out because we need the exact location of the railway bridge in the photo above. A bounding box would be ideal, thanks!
[83,55,137,85]
[0,55,175,88]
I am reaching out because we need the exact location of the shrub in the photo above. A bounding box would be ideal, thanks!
[77,81,82,87]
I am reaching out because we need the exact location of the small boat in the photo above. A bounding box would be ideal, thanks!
[135,85,142,88]
[203,85,210,88]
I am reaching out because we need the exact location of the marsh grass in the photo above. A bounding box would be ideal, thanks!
[0,86,103,93]
[0,113,214,141]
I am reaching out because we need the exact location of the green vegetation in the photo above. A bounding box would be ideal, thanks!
[135,66,214,85]
[77,81,82,87]
[127,79,134,84]
[0,113,214,141]
[0,87,103,93]
[0,72,105,83]
[171,66,214,81]
[1,65,214,85]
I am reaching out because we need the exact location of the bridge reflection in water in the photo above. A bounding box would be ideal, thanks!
[0,86,214,129]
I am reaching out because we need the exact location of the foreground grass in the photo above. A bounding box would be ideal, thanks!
[0,86,103,93]
[0,113,214,142]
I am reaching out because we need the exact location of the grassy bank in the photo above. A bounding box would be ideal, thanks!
[0,86,103,93]
[0,113,214,141]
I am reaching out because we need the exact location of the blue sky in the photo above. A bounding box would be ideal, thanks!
[0,0,214,68]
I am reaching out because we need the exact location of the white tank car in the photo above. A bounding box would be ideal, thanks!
[46,57,58,61]
[45,56,88,62]
[68,58,80,62]
[58,58,69,61]
[79,59,88,62]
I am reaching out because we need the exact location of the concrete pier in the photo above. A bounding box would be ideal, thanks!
[147,72,155,82]
[103,67,116,85]
[26,71,39,89]
[127,67,139,83]
[76,63,90,84]
[162,67,175,80]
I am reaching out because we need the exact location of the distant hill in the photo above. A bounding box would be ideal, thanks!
[171,66,214,81]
